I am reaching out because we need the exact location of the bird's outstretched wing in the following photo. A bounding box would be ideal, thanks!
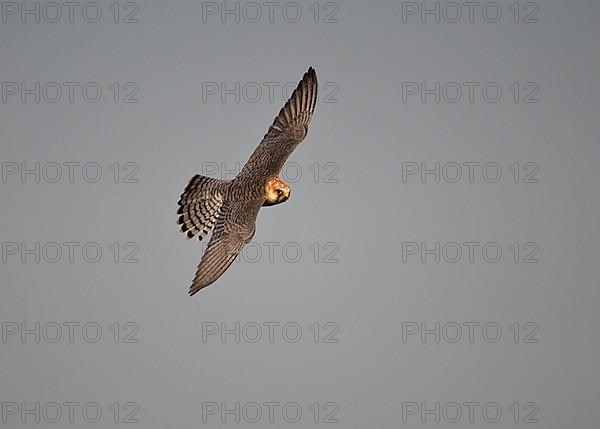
[238,67,318,179]
[188,198,263,296]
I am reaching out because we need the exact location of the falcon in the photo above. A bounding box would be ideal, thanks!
[177,67,318,296]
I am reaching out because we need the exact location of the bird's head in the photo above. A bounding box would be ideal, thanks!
[264,177,291,206]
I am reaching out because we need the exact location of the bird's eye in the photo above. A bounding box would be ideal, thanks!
[276,189,283,196]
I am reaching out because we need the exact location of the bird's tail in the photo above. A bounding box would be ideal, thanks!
[177,175,227,241]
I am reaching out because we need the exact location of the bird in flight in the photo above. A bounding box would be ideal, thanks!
[177,67,318,296]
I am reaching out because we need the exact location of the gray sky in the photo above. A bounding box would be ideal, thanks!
[1,0,599,427]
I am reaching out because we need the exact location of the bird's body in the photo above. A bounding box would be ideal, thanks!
[177,67,318,295]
